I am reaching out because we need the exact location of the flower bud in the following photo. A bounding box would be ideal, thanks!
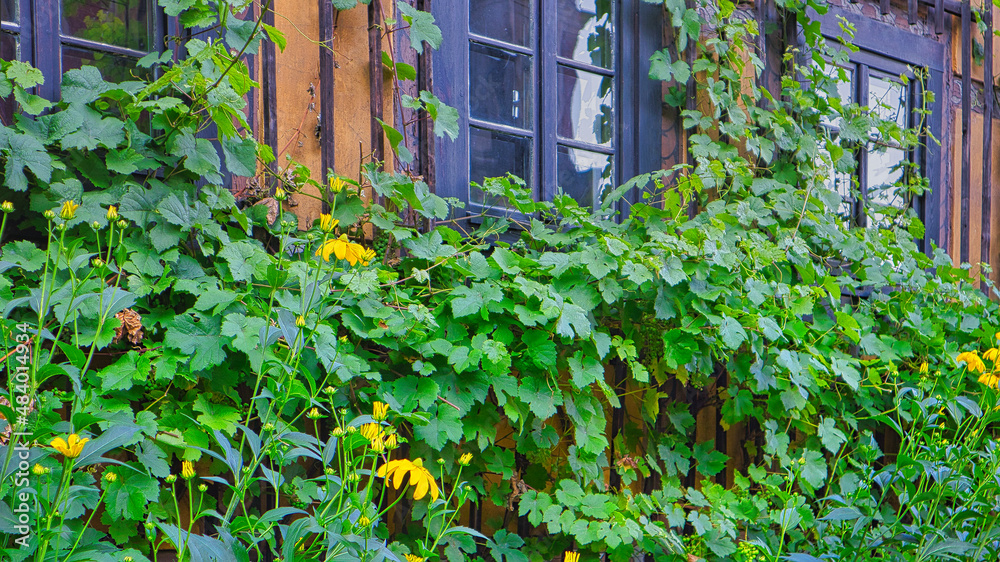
[275,187,288,201]
[92,257,104,268]
[56,222,66,232]
[318,213,338,233]
[117,219,128,229]
[31,464,48,475]
[44,209,55,221]
[307,407,323,419]
[198,484,208,492]
[106,205,118,221]
[329,176,346,194]
[296,315,306,328]
[324,386,336,395]
[458,452,473,466]
[181,461,196,480]
[104,472,118,483]
[92,221,101,230]
[263,423,275,432]
[325,467,336,475]
[0,201,13,213]
[59,200,80,220]
[331,427,345,437]
[165,474,177,484]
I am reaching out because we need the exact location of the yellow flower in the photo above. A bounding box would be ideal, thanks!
[315,235,366,265]
[359,248,378,266]
[296,315,307,328]
[274,187,287,201]
[458,453,473,466]
[106,205,118,221]
[385,433,399,449]
[59,200,80,221]
[957,351,986,373]
[357,516,371,527]
[370,433,386,453]
[1,201,13,213]
[405,554,424,562]
[360,423,384,442]
[978,371,1000,388]
[372,401,389,421]
[181,461,196,480]
[307,407,323,419]
[318,213,339,233]
[329,176,346,194]
[919,362,928,375]
[50,434,88,458]
[376,458,440,501]
[985,348,999,362]
[104,471,118,483]
[565,552,580,562]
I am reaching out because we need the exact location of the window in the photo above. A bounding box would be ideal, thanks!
[812,7,945,248]
[820,56,916,229]
[433,0,661,215]
[1,0,160,105]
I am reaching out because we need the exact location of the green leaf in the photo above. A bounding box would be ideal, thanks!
[398,3,442,53]
[817,417,847,454]
[97,350,150,392]
[164,314,227,371]
[61,66,109,104]
[556,303,591,339]
[718,316,747,349]
[1,131,52,191]
[568,351,604,389]
[419,91,459,140]
[168,131,222,181]
[218,240,266,283]
[103,464,160,520]
[799,449,828,489]
[193,394,241,434]
[222,136,258,177]
[0,240,46,272]
[692,440,728,476]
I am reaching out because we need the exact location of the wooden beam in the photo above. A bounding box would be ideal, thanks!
[983,0,993,288]
[262,0,279,196]
[368,0,386,171]
[961,0,971,263]
[319,0,336,212]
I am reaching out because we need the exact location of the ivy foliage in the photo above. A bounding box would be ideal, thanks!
[2,0,1000,561]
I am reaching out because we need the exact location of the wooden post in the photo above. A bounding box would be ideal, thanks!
[961,0,972,263]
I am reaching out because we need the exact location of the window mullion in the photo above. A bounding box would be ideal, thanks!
[34,0,60,100]
[857,63,870,228]
[539,0,556,203]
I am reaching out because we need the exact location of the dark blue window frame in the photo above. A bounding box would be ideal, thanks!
[432,0,663,219]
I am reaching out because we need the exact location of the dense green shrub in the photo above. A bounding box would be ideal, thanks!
[2,0,1000,561]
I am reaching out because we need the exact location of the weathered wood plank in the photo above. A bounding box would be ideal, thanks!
[368,0,385,170]
[908,0,918,24]
[961,0,971,263]
[983,0,994,287]
[319,0,336,213]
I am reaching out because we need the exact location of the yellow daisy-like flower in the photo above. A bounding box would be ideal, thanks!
[376,458,440,501]
[957,351,986,373]
[50,434,88,458]
[405,554,424,562]
[565,552,580,562]
[315,235,366,266]
[985,348,1000,362]
[360,423,384,441]
[181,461,196,480]
[372,401,389,421]
[385,433,398,450]
[978,371,1000,388]
[370,433,386,453]
[458,452,473,466]
[318,213,339,233]
[359,248,378,266]
[329,176,346,194]
[919,362,928,375]
[106,205,118,221]
[59,200,80,221]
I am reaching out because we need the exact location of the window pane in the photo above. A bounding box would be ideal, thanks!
[62,0,153,51]
[470,127,532,205]
[2,0,17,23]
[557,145,612,208]
[1,33,16,125]
[868,146,906,205]
[469,0,531,48]
[62,46,151,83]
[558,0,612,69]
[470,42,532,129]
[868,74,907,129]
[557,66,612,146]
